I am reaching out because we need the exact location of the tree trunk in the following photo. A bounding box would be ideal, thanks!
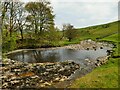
[69,38,72,42]
[9,2,14,37]
[20,29,23,40]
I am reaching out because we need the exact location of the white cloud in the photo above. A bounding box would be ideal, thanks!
[50,0,119,2]
[51,1,118,29]
[21,0,118,29]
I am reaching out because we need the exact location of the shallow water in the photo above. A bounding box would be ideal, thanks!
[8,47,109,64]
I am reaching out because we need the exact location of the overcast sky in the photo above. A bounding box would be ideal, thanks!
[22,0,119,29]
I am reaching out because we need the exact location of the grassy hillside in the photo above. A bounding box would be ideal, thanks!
[69,21,119,88]
[101,33,118,42]
[76,21,118,41]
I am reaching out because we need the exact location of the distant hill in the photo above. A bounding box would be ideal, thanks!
[76,21,119,41]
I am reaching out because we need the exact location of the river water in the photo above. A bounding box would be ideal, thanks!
[8,48,109,63]
[7,47,111,68]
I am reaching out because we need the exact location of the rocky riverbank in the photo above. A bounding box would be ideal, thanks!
[1,56,110,89]
[64,39,113,50]
[1,59,80,89]
[1,40,113,88]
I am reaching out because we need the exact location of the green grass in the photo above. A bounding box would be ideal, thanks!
[63,39,80,45]
[69,21,119,88]
[76,21,118,40]
[101,33,119,43]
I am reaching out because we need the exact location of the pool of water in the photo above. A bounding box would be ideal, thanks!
[7,47,110,64]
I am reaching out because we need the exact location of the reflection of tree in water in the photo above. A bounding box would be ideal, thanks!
[32,50,42,62]
[32,50,60,63]
[63,49,77,59]
[45,51,60,62]
[21,51,25,62]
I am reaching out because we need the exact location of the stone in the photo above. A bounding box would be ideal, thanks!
[14,69,21,72]
[75,64,80,69]
[88,39,92,42]
[44,82,51,86]
[10,76,17,80]
[0,75,7,79]
[85,58,89,62]
[64,66,71,70]
[100,47,103,49]
[31,75,39,79]
[62,76,67,79]
[40,84,45,87]
[86,48,89,50]
[2,58,81,88]
[2,83,9,88]
[55,77,60,81]
[59,78,65,82]
[95,56,109,67]
[46,68,54,72]
[43,72,49,76]
[58,68,65,72]
[11,80,20,84]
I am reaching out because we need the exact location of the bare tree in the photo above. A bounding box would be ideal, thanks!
[16,2,26,40]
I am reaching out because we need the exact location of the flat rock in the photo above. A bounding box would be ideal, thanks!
[2,58,80,88]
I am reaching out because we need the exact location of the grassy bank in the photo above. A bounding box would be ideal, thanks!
[76,21,118,40]
[69,30,119,88]
[70,56,118,88]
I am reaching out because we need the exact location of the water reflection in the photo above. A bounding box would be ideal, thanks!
[8,48,109,63]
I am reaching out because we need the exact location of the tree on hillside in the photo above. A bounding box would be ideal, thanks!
[62,24,66,39]
[64,24,78,42]
[25,0,55,36]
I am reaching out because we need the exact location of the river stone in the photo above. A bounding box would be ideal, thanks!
[59,78,65,82]
[2,58,81,88]
[44,82,51,86]
[2,83,9,88]
[95,56,109,67]
[100,46,103,49]
[11,80,20,84]
[31,75,39,79]
[55,77,60,81]
[58,68,65,72]
[64,65,71,70]
[75,64,80,69]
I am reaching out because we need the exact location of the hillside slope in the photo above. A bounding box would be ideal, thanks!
[76,21,118,41]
